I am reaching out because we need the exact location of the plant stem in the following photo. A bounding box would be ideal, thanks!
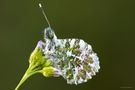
[15,65,39,90]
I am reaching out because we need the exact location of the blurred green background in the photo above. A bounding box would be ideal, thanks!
[0,0,135,90]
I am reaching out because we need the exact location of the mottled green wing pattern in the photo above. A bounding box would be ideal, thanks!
[43,27,100,85]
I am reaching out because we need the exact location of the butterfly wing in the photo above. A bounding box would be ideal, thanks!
[43,28,100,84]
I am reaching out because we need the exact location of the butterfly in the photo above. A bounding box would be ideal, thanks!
[39,27,100,85]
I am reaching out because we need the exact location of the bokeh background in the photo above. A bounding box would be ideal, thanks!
[0,0,135,90]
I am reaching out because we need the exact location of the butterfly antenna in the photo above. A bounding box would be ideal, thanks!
[39,3,51,27]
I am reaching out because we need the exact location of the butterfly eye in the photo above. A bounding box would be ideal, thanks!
[45,27,54,40]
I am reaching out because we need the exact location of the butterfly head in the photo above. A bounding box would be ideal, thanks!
[44,27,57,40]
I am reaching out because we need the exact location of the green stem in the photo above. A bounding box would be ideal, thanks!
[15,65,39,90]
